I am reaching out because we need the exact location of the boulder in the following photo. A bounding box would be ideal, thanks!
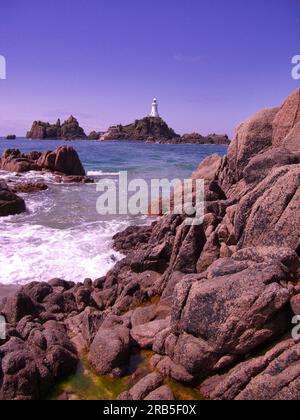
[37,145,85,176]
[201,339,300,400]
[235,164,300,250]
[224,107,279,184]
[169,251,294,378]
[1,292,39,324]
[272,88,300,151]
[118,372,164,400]
[0,146,87,178]
[192,154,223,182]
[131,318,171,349]
[144,386,175,401]
[11,182,48,194]
[0,182,26,217]
[89,325,131,377]
[0,321,78,400]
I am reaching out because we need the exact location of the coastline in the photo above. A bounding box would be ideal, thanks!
[0,89,299,401]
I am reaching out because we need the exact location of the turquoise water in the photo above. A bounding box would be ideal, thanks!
[0,139,227,285]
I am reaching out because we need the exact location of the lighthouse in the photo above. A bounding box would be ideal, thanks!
[150,98,160,118]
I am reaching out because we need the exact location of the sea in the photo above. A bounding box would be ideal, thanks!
[0,139,228,285]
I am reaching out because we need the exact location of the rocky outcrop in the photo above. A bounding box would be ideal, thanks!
[101,117,179,142]
[0,146,88,181]
[179,133,230,145]
[5,135,16,140]
[101,118,230,144]
[1,89,300,400]
[26,116,87,140]
[118,372,167,400]
[11,182,48,194]
[87,131,104,140]
[0,181,26,217]
[201,338,300,400]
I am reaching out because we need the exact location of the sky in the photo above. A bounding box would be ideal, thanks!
[0,0,299,137]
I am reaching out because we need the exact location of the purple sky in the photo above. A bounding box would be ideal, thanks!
[0,0,299,137]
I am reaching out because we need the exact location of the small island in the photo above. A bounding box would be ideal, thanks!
[26,116,87,140]
[5,135,16,140]
[25,99,230,145]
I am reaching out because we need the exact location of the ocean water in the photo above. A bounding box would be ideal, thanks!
[0,139,228,285]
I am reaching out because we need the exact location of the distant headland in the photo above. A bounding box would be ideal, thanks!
[24,98,230,145]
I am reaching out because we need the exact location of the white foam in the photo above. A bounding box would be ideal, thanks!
[0,220,129,285]
[87,170,120,177]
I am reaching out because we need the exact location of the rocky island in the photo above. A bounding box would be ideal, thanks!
[26,116,87,140]
[0,88,299,400]
[101,116,230,144]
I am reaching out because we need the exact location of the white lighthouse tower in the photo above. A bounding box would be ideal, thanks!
[150,98,160,118]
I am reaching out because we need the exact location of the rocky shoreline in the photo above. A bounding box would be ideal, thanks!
[0,145,93,217]
[0,89,299,400]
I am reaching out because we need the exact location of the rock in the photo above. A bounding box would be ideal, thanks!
[118,372,163,400]
[243,148,300,185]
[11,182,48,194]
[131,318,171,349]
[87,131,103,140]
[37,145,86,176]
[26,116,87,140]
[201,339,300,400]
[169,252,293,377]
[0,145,87,179]
[113,225,152,254]
[2,292,39,324]
[235,164,300,250]
[150,355,194,384]
[0,321,78,400]
[6,135,16,140]
[192,154,223,182]
[290,294,300,315]
[272,88,300,151]
[22,282,53,303]
[222,107,279,186]
[0,181,26,217]
[144,385,175,400]
[65,308,104,352]
[196,232,220,273]
[181,133,230,145]
[102,117,179,142]
[89,325,131,377]
[0,149,38,172]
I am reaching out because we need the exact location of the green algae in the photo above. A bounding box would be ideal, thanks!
[50,349,203,401]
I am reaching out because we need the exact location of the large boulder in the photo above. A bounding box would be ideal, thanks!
[0,181,26,217]
[166,249,296,379]
[118,372,164,400]
[224,107,279,185]
[235,164,300,250]
[0,321,78,400]
[0,146,86,178]
[0,149,38,172]
[201,339,300,400]
[37,145,85,176]
[272,88,300,151]
[89,325,131,377]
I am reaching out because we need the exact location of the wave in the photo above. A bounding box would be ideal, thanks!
[87,170,120,177]
[0,219,130,285]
